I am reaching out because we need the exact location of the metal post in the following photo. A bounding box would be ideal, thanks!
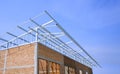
[3,43,9,74]
[34,28,39,74]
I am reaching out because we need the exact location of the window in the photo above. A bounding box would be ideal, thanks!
[56,64,60,74]
[79,70,82,74]
[39,59,60,74]
[69,67,75,74]
[86,72,88,74]
[65,66,69,74]
[49,62,60,74]
[65,66,75,74]
[39,59,47,74]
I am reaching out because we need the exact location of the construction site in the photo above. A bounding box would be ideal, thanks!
[0,11,100,74]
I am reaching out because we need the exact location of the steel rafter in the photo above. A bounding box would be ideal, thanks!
[0,11,101,68]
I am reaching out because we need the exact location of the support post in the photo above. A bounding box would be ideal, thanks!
[34,28,39,74]
[3,43,9,74]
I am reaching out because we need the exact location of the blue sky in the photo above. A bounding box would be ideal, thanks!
[0,0,120,74]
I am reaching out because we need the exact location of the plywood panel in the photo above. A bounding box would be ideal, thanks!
[49,62,60,74]
[39,59,47,74]
[39,59,60,74]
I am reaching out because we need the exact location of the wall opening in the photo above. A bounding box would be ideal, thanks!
[64,66,75,74]
[39,59,60,74]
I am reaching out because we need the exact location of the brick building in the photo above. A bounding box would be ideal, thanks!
[0,11,100,74]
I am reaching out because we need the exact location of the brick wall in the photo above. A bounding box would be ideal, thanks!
[64,56,93,74]
[0,43,35,74]
[0,43,93,74]
[38,43,64,74]
[5,68,34,74]
[0,70,3,74]
[6,44,35,67]
[75,62,93,74]
[0,50,5,69]
[38,43,93,74]
[38,43,64,63]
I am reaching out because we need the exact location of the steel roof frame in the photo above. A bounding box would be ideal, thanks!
[0,11,101,68]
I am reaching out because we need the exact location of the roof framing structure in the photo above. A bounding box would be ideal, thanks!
[0,11,101,68]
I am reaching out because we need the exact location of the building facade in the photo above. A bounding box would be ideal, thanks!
[0,11,99,74]
[0,43,92,74]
